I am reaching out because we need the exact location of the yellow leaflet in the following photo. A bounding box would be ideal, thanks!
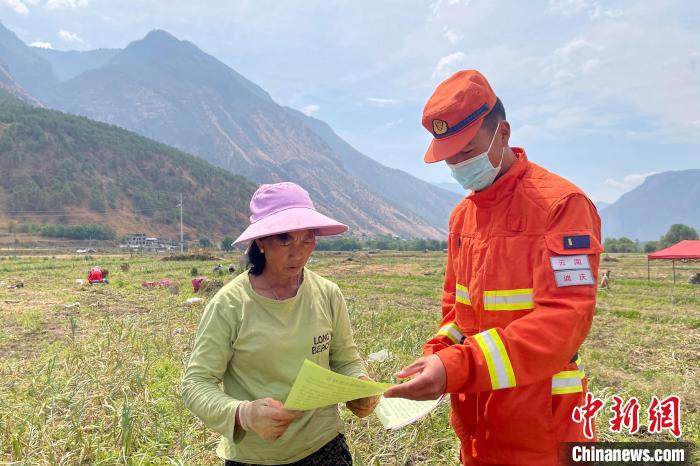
[283,359,393,411]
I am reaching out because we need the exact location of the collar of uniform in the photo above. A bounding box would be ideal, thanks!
[468,147,528,205]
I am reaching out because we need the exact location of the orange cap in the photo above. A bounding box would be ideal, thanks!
[422,70,497,163]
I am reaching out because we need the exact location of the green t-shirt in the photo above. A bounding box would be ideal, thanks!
[181,268,365,464]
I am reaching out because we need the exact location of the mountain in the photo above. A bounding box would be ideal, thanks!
[0,22,56,99]
[0,89,255,240]
[431,181,465,196]
[595,201,611,212]
[33,48,119,82]
[0,63,39,105]
[283,107,463,229]
[601,170,700,240]
[24,29,449,238]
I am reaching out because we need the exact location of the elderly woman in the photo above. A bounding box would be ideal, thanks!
[182,182,377,466]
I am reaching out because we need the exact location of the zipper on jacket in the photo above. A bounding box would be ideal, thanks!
[479,242,491,332]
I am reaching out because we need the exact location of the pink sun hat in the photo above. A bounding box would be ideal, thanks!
[233,182,348,245]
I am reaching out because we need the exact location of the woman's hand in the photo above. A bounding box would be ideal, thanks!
[238,398,304,441]
[346,376,380,418]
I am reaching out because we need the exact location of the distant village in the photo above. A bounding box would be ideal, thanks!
[119,233,180,252]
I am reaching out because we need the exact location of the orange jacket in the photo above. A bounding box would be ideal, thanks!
[424,149,602,465]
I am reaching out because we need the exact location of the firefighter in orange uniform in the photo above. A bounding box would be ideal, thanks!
[384,70,602,465]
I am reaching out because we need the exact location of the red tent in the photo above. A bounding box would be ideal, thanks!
[647,240,700,282]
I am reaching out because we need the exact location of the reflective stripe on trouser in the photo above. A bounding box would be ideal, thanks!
[456,283,471,304]
[436,322,464,344]
[483,288,534,311]
[552,369,584,395]
[473,328,516,390]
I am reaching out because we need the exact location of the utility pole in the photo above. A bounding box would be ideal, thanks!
[179,193,184,253]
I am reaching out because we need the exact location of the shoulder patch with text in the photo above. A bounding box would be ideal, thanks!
[554,269,594,287]
[551,254,594,287]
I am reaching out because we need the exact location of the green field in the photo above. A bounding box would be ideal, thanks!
[0,252,697,464]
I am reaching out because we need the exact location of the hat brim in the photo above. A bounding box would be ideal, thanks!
[423,120,482,164]
[233,207,348,245]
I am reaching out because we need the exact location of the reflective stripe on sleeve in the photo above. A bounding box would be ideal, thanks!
[483,288,534,311]
[473,328,516,390]
[455,283,471,305]
[552,369,584,395]
[436,322,463,344]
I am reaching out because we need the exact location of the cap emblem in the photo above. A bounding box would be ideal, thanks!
[432,119,449,136]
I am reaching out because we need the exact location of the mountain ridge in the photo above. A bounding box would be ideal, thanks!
[601,169,700,240]
[23,27,449,238]
[33,47,119,82]
[0,21,56,99]
[283,107,463,230]
[0,88,256,241]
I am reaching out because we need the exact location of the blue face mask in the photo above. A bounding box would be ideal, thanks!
[447,126,504,192]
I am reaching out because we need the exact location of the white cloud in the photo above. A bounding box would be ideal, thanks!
[501,5,700,144]
[383,119,403,129]
[604,172,656,190]
[443,27,458,45]
[4,0,29,15]
[543,37,603,85]
[548,0,623,19]
[580,57,601,73]
[46,0,88,10]
[429,0,470,19]
[432,51,468,79]
[366,97,400,107]
[549,0,591,16]
[368,119,404,134]
[593,172,657,203]
[301,104,319,116]
[58,29,83,43]
[547,14,700,142]
[510,103,617,142]
[29,41,53,49]
[553,37,600,59]
[553,69,575,81]
[413,3,698,146]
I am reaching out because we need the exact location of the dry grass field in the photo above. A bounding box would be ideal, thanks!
[0,251,697,464]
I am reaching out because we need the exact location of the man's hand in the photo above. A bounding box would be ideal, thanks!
[346,376,380,418]
[383,354,447,400]
[242,398,304,441]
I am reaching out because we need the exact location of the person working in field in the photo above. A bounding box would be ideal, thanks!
[87,266,109,284]
[182,182,378,466]
[384,70,602,465]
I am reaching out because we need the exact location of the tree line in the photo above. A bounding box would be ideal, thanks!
[314,237,447,251]
[604,224,698,253]
[211,235,447,252]
[16,223,117,240]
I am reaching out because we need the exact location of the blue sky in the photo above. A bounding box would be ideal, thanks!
[2,0,699,203]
